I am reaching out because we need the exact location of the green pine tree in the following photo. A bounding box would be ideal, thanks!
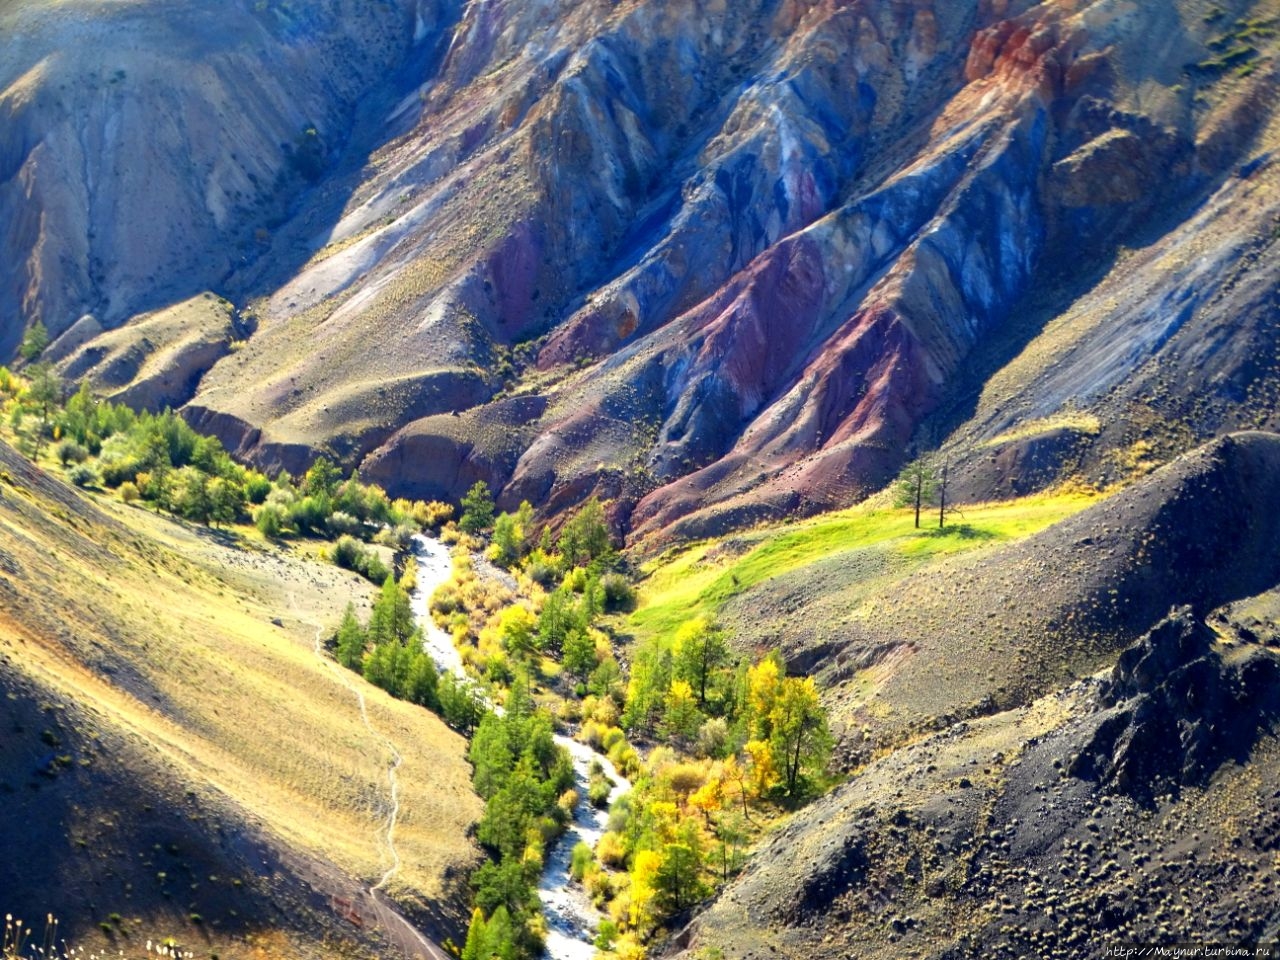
[460,481,495,534]
[562,628,597,683]
[335,603,366,670]
[368,575,413,646]
[405,649,439,709]
[19,320,48,361]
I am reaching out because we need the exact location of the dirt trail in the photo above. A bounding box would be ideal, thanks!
[294,599,402,883]
[292,594,450,959]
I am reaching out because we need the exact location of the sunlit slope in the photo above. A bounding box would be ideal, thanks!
[630,491,1098,644]
[632,432,1280,759]
[0,440,481,956]
[663,435,1280,960]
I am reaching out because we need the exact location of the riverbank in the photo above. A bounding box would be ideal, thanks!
[410,534,632,960]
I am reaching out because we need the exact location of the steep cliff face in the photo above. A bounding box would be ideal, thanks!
[6,0,1280,541]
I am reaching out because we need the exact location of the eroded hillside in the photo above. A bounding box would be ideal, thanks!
[624,432,1280,958]
[0,0,455,356]
[5,0,1279,543]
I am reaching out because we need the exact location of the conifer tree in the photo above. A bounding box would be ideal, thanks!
[335,603,366,670]
[19,319,48,361]
[894,457,937,529]
[674,617,729,707]
[460,481,496,533]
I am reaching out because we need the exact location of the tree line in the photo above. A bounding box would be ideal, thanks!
[334,573,484,733]
[0,365,453,582]
[428,490,834,960]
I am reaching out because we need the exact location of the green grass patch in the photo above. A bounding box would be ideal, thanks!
[629,492,1100,645]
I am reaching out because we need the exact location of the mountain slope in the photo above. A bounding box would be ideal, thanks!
[670,610,1280,960]
[0,440,481,957]
[0,0,454,357]
[193,0,1280,543]
[638,431,1280,754]
[5,0,1280,542]
[631,432,1280,958]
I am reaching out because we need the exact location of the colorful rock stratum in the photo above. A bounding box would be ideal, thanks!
[4,0,1280,545]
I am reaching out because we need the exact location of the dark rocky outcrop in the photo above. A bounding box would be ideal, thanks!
[1071,608,1280,801]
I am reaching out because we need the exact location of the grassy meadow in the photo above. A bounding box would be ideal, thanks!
[628,490,1103,646]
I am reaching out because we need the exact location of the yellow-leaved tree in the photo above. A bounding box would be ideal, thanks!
[629,849,663,932]
[769,676,833,799]
[745,739,778,797]
[746,654,782,739]
[689,767,725,824]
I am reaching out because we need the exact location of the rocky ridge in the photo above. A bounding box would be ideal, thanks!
[4,0,1278,542]
[669,606,1280,960]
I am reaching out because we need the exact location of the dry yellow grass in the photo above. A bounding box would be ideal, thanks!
[0,443,481,953]
[980,411,1102,449]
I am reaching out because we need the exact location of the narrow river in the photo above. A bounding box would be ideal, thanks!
[409,535,631,960]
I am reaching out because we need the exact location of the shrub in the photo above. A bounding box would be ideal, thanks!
[600,573,636,611]
[586,867,616,905]
[586,695,620,728]
[255,503,287,539]
[265,486,296,508]
[119,481,141,504]
[56,439,89,466]
[588,774,612,808]
[601,727,626,752]
[580,720,608,751]
[430,583,461,617]
[524,550,559,587]
[608,741,641,779]
[289,494,330,535]
[67,463,98,487]
[594,919,618,950]
[331,535,361,568]
[570,842,594,882]
[696,717,731,758]
[326,510,362,537]
[485,654,513,685]
[596,831,626,868]
[97,448,144,487]
[375,522,415,549]
[413,499,454,529]
[333,535,390,584]
[557,789,580,821]
[243,471,273,504]
[563,567,587,593]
